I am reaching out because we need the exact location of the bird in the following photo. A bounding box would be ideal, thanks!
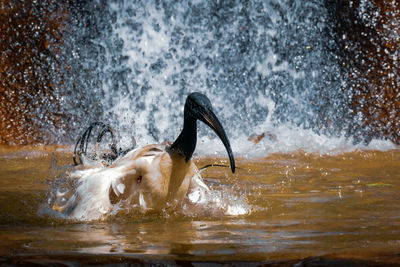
[52,92,235,220]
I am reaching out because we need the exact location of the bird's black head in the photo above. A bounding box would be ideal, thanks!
[183,92,235,173]
[184,92,213,119]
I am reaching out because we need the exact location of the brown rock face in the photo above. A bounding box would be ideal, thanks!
[0,1,70,145]
[331,0,400,144]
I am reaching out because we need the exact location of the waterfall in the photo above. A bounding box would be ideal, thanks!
[6,0,395,154]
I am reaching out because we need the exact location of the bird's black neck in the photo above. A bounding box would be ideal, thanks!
[169,115,197,161]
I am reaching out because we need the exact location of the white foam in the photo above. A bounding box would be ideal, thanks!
[196,125,397,159]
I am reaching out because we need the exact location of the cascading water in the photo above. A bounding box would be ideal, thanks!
[49,0,395,155]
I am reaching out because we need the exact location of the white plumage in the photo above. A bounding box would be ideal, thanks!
[51,93,240,220]
[53,144,211,220]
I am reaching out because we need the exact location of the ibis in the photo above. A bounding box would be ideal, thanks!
[52,92,235,220]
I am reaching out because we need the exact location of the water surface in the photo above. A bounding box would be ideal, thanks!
[1,146,400,265]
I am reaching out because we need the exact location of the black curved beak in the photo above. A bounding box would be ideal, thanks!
[198,108,235,173]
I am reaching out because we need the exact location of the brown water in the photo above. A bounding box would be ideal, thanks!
[1,146,400,265]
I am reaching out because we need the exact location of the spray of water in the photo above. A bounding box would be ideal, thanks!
[50,0,396,156]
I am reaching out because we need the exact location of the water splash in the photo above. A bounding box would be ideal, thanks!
[46,147,249,221]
